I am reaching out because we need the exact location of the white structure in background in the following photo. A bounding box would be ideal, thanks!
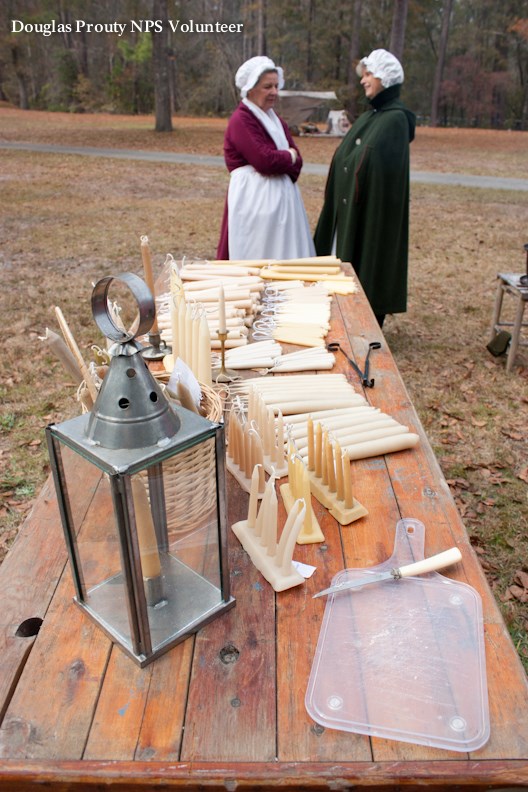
[278,91,350,136]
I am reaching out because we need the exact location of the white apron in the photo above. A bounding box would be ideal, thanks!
[227,100,315,261]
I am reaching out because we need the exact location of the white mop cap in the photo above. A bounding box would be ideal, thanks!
[235,56,285,98]
[356,49,404,87]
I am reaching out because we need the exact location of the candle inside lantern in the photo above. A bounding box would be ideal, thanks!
[131,476,161,580]
[197,312,212,386]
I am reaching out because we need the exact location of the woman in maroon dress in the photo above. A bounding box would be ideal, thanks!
[216,56,315,261]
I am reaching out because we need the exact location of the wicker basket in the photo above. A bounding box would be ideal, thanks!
[80,371,224,534]
[147,375,224,535]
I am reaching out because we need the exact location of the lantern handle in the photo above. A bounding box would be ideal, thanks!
[91,272,155,343]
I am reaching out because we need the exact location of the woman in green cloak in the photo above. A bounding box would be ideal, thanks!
[314,49,416,328]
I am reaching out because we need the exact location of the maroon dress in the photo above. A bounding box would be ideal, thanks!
[216,102,303,260]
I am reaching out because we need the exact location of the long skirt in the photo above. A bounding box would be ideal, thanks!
[226,165,315,261]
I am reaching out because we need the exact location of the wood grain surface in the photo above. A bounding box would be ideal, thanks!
[0,275,527,789]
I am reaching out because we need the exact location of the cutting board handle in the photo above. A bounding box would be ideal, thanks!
[397,547,462,578]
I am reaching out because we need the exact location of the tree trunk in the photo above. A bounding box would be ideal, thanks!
[389,0,408,62]
[256,0,267,55]
[153,0,173,132]
[346,0,363,120]
[11,44,29,109]
[430,0,454,127]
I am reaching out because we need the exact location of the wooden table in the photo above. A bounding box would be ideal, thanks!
[1,281,527,790]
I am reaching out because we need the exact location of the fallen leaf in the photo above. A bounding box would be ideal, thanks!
[518,466,528,484]
[502,429,524,441]
[514,570,528,589]
[471,418,487,427]
[507,585,528,603]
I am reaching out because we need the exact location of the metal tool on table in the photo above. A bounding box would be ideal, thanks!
[362,341,381,387]
[313,546,462,598]
[326,340,381,388]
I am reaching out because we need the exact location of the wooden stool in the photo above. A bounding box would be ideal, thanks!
[489,272,528,372]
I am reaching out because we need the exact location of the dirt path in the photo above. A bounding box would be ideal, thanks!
[2,140,528,191]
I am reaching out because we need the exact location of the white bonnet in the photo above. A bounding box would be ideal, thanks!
[235,56,284,98]
[356,49,404,88]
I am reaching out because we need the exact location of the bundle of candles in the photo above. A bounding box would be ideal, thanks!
[245,388,288,477]
[214,255,359,295]
[230,374,420,460]
[178,257,264,339]
[219,341,336,373]
[155,265,252,363]
[253,282,332,347]
[288,406,420,462]
[162,265,213,386]
[231,468,307,591]
[230,374,364,415]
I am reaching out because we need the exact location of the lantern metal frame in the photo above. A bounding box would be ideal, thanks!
[45,272,235,667]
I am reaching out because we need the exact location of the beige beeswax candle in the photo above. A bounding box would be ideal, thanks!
[140,236,159,335]
[197,312,212,386]
[247,465,260,530]
[343,454,353,509]
[266,483,278,556]
[335,441,344,501]
[307,417,315,471]
[315,422,323,478]
[131,476,161,579]
[218,286,227,334]
[326,437,336,493]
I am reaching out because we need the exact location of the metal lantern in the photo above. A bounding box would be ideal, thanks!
[46,273,234,667]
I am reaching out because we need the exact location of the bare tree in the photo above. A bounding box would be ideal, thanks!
[430,0,454,127]
[345,0,363,120]
[256,0,267,55]
[152,0,172,132]
[389,0,408,62]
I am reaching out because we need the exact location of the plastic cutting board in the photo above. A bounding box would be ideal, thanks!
[305,518,489,752]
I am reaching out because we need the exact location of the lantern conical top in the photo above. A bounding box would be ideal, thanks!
[86,273,180,450]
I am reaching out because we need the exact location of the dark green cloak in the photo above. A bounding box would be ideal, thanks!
[314,85,415,316]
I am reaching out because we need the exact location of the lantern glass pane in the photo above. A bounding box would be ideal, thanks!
[57,448,133,646]
[52,430,227,660]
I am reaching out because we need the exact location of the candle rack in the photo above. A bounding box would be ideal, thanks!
[305,423,368,525]
[226,407,266,496]
[280,445,324,544]
[231,471,306,592]
[246,388,288,478]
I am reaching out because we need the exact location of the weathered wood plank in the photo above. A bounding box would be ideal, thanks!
[0,477,112,760]
[0,465,101,722]
[276,318,396,762]
[180,477,276,761]
[0,757,528,789]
